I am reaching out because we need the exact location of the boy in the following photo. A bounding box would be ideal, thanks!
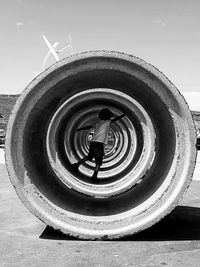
[72,108,126,181]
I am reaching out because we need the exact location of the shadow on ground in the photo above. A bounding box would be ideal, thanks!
[40,206,200,241]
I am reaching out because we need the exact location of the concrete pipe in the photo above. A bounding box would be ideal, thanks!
[5,51,197,240]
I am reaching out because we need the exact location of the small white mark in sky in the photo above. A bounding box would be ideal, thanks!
[152,19,166,27]
[16,22,24,27]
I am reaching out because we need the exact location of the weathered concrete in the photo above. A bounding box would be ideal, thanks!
[1,163,200,266]
[5,51,197,239]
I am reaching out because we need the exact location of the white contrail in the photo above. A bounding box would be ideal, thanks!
[42,34,74,70]
[42,35,59,61]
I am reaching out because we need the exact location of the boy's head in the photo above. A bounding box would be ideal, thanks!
[99,108,113,120]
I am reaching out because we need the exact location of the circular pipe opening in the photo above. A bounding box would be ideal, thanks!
[46,88,155,197]
[5,51,197,239]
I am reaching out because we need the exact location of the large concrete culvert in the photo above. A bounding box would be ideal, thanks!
[5,51,197,239]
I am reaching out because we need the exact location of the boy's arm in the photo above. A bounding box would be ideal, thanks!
[77,125,93,132]
[111,112,126,123]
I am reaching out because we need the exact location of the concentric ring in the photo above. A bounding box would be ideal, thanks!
[5,51,196,240]
[46,88,156,197]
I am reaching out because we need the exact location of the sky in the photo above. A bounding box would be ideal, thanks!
[0,0,200,97]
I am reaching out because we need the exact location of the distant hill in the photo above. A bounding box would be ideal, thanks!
[0,94,19,129]
[0,93,200,131]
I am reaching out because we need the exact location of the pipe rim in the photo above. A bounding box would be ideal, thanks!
[5,50,197,239]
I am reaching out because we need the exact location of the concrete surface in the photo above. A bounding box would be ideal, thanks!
[1,163,200,266]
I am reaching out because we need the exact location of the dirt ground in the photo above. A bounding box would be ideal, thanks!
[1,162,200,266]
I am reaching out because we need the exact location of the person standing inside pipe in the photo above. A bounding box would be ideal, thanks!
[72,108,126,182]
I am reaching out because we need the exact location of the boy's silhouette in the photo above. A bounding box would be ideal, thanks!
[72,108,126,182]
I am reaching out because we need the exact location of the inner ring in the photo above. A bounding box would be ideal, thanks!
[46,88,156,198]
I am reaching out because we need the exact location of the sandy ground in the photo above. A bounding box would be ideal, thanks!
[0,157,200,266]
